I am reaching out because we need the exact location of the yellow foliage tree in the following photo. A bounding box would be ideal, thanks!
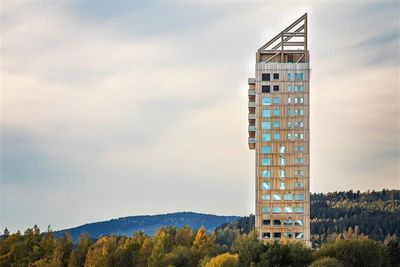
[204,253,239,267]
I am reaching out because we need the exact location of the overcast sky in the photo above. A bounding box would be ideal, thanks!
[1,0,399,232]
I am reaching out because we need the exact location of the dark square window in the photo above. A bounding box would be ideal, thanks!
[273,220,281,226]
[262,232,271,239]
[273,73,279,80]
[262,219,270,226]
[262,73,270,81]
[262,85,270,93]
[273,232,281,238]
[273,85,279,92]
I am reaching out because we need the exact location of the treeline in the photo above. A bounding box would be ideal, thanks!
[1,225,400,267]
[311,189,400,245]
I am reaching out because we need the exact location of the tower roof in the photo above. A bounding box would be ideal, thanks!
[258,13,308,62]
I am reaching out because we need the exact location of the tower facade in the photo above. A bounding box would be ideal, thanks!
[248,14,311,246]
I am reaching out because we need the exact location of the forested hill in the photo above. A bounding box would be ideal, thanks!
[216,189,400,245]
[54,212,240,242]
[310,189,400,244]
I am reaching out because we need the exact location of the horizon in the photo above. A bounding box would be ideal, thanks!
[1,1,399,232]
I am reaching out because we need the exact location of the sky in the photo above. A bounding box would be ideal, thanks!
[1,0,399,232]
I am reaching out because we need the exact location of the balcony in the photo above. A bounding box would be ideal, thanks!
[248,126,256,132]
[248,89,256,96]
[248,137,256,143]
[248,102,256,108]
[248,113,256,120]
[248,78,256,84]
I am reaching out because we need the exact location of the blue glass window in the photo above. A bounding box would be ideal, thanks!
[300,85,304,92]
[261,194,270,200]
[262,109,271,117]
[300,73,304,80]
[273,133,280,140]
[280,182,285,189]
[284,219,293,226]
[294,73,298,80]
[273,194,281,201]
[287,133,292,140]
[284,207,293,213]
[273,97,279,104]
[287,97,291,104]
[261,146,271,153]
[300,158,304,164]
[294,133,299,140]
[287,85,291,92]
[295,220,303,226]
[287,73,291,80]
[261,122,271,130]
[300,97,304,104]
[261,158,271,166]
[273,121,280,128]
[261,182,270,190]
[294,85,298,92]
[262,134,271,141]
[288,121,291,128]
[279,170,285,177]
[295,207,303,213]
[279,146,285,153]
[273,207,282,213]
[273,109,279,116]
[284,194,292,201]
[300,146,304,152]
[261,206,270,213]
[300,109,304,116]
[262,97,271,105]
[287,109,291,116]
[295,194,304,201]
[262,170,271,177]
[280,158,285,166]
[295,232,304,239]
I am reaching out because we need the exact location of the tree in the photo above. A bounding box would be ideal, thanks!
[235,231,264,266]
[76,234,92,267]
[315,239,385,267]
[204,252,238,267]
[310,257,343,267]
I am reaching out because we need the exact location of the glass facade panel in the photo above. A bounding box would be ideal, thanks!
[284,219,293,226]
[280,170,285,177]
[280,146,285,153]
[261,158,271,166]
[280,182,285,189]
[284,207,293,213]
[295,207,303,213]
[273,109,279,116]
[261,182,270,190]
[287,85,291,92]
[284,193,292,200]
[273,121,280,128]
[287,73,291,80]
[272,207,281,213]
[262,134,271,141]
[273,133,280,140]
[262,97,271,105]
[262,109,271,117]
[262,170,271,177]
[295,232,304,239]
[273,194,281,201]
[273,97,279,104]
[295,194,304,201]
[261,146,271,153]
[261,122,271,130]
[295,220,303,226]
[261,194,270,201]
[261,206,270,213]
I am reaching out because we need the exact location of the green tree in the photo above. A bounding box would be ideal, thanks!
[310,257,343,267]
